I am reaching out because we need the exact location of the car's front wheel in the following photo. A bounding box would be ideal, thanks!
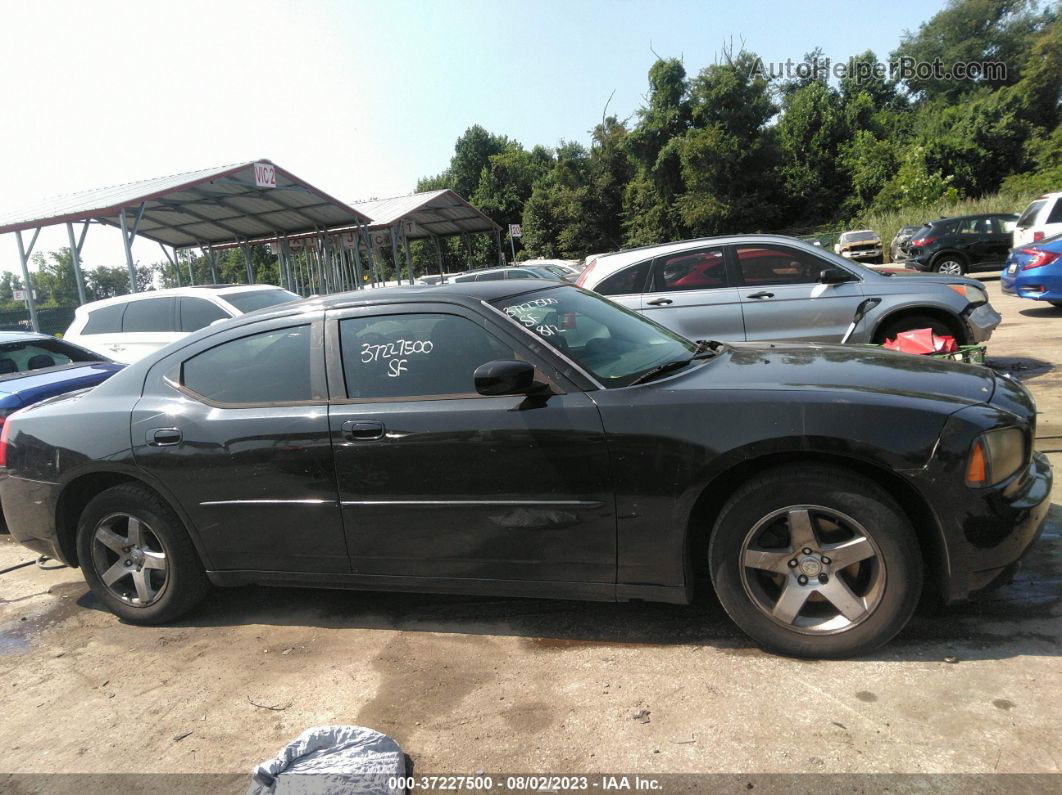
[76,483,210,624]
[708,466,922,658]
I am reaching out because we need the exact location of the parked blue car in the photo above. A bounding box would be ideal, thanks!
[1001,233,1062,307]
[0,332,123,425]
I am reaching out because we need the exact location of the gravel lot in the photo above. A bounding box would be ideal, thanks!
[1,275,1059,785]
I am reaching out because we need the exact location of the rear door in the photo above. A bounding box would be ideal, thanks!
[640,246,746,341]
[117,296,184,362]
[732,243,864,343]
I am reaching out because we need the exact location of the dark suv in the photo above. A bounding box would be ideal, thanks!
[905,213,1019,275]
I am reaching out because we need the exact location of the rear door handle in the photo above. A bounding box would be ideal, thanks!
[646,297,673,306]
[148,428,182,446]
[342,420,385,440]
[747,291,774,299]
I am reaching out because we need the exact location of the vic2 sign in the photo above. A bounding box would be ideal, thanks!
[254,162,277,188]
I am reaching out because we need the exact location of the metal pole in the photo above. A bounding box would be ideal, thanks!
[15,229,40,333]
[350,231,364,290]
[207,247,219,283]
[432,235,444,280]
[509,231,515,263]
[390,224,401,285]
[65,222,88,305]
[497,229,505,267]
[159,242,180,288]
[119,208,139,293]
[242,243,255,284]
[403,227,414,285]
[184,248,194,285]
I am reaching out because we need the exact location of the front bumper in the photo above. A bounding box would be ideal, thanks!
[840,247,882,261]
[962,302,1002,343]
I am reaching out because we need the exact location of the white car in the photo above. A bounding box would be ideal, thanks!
[1014,192,1062,247]
[515,258,583,279]
[64,285,300,364]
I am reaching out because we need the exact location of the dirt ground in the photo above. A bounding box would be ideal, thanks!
[0,275,1060,786]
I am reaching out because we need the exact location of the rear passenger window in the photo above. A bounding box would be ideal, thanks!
[652,248,727,292]
[339,313,515,400]
[82,304,125,335]
[182,325,313,404]
[1048,201,1062,224]
[475,271,506,281]
[122,297,176,332]
[596,261,651,295]
[180,297,230,332]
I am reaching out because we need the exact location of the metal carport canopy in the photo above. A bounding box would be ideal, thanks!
[351,189,500,239]
[0,160,372,247]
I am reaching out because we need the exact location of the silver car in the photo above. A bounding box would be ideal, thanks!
[576,235,1001,345]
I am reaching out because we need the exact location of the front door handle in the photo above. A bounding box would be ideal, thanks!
[148,428,182,446]
[342,420,385,441]
[747,291,774,299]
[646,297,673,306]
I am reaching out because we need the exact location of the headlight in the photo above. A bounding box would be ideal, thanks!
[947,284,988,305]
[965,427,1027,487]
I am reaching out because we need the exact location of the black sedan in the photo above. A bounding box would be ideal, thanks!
[0,282,1051,658]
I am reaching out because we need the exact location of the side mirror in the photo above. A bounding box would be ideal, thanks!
[474,360,537,396]
[820,267,854,285]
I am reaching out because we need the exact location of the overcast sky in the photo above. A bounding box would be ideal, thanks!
[0,0,943,274]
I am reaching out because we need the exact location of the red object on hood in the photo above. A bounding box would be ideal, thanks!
[882,328,958,355]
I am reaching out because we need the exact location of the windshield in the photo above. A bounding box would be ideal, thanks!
[491,286,698,388]
[222,289,300,314]
[0,337,104,378]
[842,231,877,243]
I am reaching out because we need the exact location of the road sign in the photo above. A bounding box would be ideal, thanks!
[253,162,277,188]
[509,224,522,238]
[13,289,25,301]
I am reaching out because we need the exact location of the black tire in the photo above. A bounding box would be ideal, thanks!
[708,466,922,658]
[76,483,210,624]
[1050,302,1062,309]
[932,254,966,275]
[873,313,959,344]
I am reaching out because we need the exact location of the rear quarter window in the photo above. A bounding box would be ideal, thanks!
[1047,200,1062,225]
[1017,200,1046,227]
[82,304,125,335]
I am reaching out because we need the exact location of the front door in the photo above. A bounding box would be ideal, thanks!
[132,316,348,573]
[326,305,616,584]
[639,246,746,342]
[732,243,865,343]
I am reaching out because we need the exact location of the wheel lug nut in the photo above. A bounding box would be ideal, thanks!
[802,548,812,555]
[821,556,830,565]
[788,559,798,568]
[124,560,132,567]
[798,575,808,585]
[819,573,829,584]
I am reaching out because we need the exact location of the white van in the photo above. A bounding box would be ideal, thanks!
[1014,192,1062,247]
[64,285,299,364]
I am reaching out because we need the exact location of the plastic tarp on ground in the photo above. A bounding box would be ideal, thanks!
[249,725,406,795]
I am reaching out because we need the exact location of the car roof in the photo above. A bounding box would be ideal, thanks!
[0,330,53,343]
[928,213,1018,223]
[73,284,291,313]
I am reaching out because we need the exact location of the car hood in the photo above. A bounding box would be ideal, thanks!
[0,363,124,401]
[670,342,996,406]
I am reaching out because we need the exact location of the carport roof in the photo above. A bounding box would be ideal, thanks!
[0,161,372,248]
[351,189,500,239]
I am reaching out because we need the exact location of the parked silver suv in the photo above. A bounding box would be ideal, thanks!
[576,236,1001,344]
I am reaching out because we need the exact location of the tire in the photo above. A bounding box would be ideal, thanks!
[1050,302,1062,309]
[76,483,210,624]
[708,465,922,658]
[933,255,966,276]
[873,313,959,344]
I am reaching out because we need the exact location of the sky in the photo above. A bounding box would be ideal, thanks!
[0,0,947,275]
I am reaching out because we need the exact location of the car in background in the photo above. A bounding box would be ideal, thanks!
[576,235,1001,345]
[834,230,883,263]
[449,266,566,283]
[64,285,300,364]
[890,225,921,262]
[0,333,123,428]
[0,281,1049,658]
[904,213,1018,275]
[515,258,583,280]
[1001,232,1062,308]
[1013,192,1062,247]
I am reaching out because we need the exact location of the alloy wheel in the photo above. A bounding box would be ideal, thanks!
[936,259,964,275]
[90,513,169,606]
[739,505,886,634]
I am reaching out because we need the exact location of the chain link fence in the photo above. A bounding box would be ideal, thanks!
[0,306,77,337]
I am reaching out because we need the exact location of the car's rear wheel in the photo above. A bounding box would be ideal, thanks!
[708,466,922,658]
[76,484,210,624]
[933,256,966,275]
[873,313,959,344]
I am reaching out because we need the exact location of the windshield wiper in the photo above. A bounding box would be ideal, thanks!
[629,358,694,385]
